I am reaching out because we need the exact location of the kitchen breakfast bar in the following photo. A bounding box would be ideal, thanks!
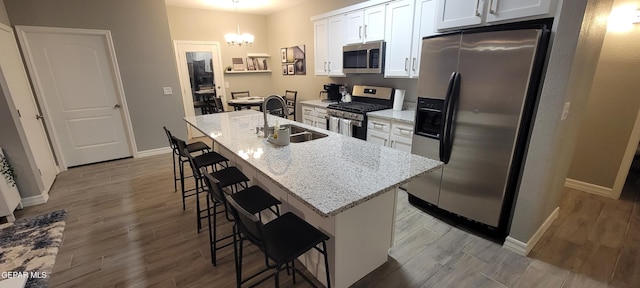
[184,110,442,288]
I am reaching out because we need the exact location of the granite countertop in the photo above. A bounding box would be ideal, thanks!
[185,110,441,217]
[300,99,337,109]
[367,109,416,125]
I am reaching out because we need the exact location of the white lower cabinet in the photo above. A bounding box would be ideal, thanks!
[366,118,413,152]
[390,122,414,153]
[300,104,328,129]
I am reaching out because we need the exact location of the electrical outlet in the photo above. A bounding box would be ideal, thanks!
[163,87,172,95]
[561,102,570,120]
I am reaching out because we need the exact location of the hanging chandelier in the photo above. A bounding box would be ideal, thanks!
[224,0,254,46]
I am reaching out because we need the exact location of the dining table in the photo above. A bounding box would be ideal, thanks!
[227,96,265,111]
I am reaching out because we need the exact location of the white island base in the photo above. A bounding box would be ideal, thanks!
[185,111,442,287]
[218,145,397,288]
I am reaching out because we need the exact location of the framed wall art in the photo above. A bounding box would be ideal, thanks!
[280,45,305,75]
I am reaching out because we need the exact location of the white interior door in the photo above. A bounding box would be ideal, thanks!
[16,26,134,168]
[0,24,57,191]
[174,41,227,139]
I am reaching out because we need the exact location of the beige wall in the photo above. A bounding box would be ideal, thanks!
[568,0,640,188]
[166,6,275,100]
[510,0,612,243]
[4,0,184,152]
[0,0,9,25]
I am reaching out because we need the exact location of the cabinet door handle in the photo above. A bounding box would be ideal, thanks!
[359,26,362,39]
[489,0,496,14]
[391,140,395,148]
[323,62,327,72]
[404,58,409,71]
[383,138,388,146]
[475,0,482,16]
[412,58,417,71]
[364,24,368,38]
[327,61,331,72]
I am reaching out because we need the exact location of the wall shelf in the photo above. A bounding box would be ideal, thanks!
[225,70,272,74]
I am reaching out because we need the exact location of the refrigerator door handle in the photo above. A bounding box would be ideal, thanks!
[442,73,461,164]
[440,72,457,162]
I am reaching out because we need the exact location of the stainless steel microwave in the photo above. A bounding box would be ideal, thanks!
[342,41,385,74]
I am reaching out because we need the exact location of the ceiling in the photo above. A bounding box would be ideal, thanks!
[165,0,311,15]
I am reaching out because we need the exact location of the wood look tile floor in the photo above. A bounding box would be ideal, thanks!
[12,148,637,287]
[528,169,640,288]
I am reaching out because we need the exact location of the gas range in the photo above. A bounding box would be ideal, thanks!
[326,102,391,126]
[325,85,394,139]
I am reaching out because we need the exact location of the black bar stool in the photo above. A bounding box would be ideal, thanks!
[202,170,281,266]
[163,126,210,192]
[226,195,331,288]
[176,140,229,233]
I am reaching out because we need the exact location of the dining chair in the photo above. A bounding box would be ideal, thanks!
[227,194,331,288]
[231,91,250,99]
[284,90,297,121]
[264,95,287,118]
[213,97,225,113]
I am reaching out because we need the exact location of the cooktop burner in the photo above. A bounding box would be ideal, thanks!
[327,102,391,113]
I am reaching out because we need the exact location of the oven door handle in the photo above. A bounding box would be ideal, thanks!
[324,115,362,127]
[441,72,460,164]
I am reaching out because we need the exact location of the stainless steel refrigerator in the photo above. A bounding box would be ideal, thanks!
[407,22,551,239]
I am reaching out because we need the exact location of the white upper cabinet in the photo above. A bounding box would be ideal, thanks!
[314,15,346,76]
[485,0,554,23]
[436,0,485,30]
[385,0,438,78]
[345,5,386,44]
[436,0,554,30]
[313,20,329,75]
[410,0,438,78]
[384,0,415,77]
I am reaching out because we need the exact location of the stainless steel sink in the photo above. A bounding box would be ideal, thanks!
[262,124,327,143]
[282,124,328,143]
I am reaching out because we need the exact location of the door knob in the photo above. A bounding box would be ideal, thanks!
[36,114,44,120]
[114,104,121,109]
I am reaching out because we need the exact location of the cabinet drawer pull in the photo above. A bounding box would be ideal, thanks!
[475,0,482,16]
[372,122,387,129]
[397,128,412,134]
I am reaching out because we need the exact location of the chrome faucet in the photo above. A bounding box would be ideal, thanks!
[261,94,288,138]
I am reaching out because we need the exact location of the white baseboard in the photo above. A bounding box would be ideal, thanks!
[21,190,50,207]
[565,178,614,198]
[136,147,172,158]
[504,206,559,255]
[503,236,527,255]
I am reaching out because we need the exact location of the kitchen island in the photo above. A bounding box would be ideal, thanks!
[184,110,442,288]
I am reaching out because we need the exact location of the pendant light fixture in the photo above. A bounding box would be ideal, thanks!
[224,0,254,46]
